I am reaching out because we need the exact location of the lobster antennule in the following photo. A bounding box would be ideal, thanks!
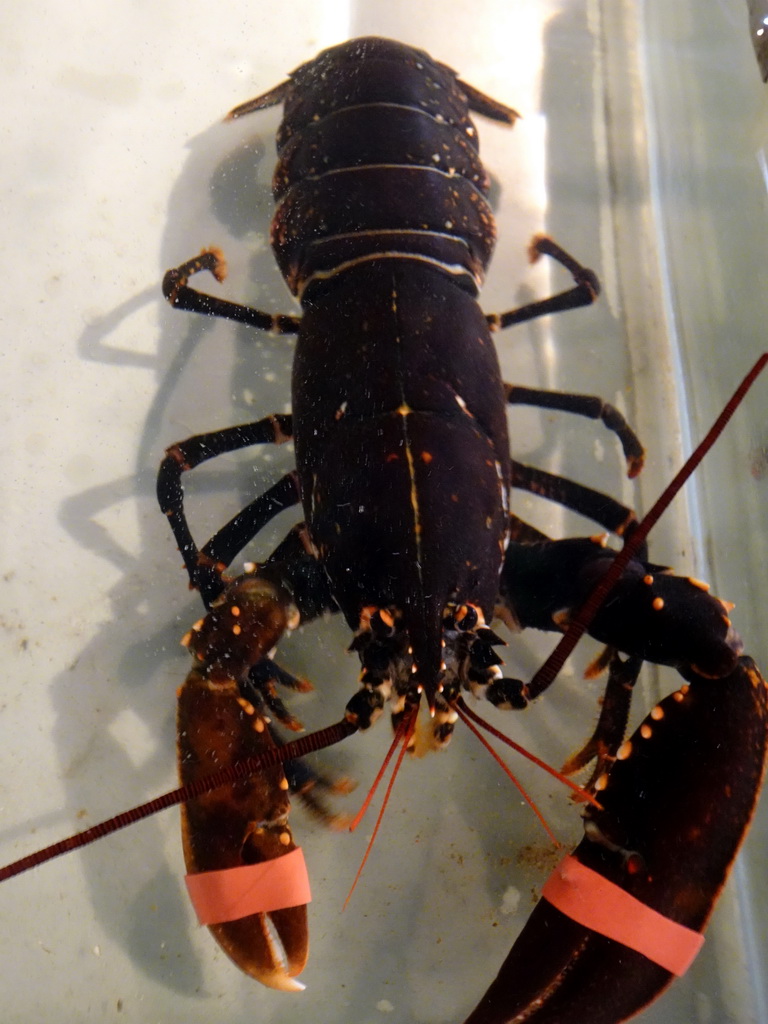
[463,656,768,1024]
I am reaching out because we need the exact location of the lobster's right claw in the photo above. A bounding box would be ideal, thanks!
[196,824,310,992]
[208,909,307,992]
[178,667,310,989]
[177,573,310,990]
[465,656,768,1024]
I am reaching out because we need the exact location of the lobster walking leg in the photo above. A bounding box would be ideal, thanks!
[163,248,301,333]
[511,460,640,539]
[506,387,644,476]
[464,656,768,1024]
[560,649,644,779]
[486,235,600,328]
[157,414,296,602]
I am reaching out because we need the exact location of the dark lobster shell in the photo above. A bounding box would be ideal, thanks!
[259,38,516,701]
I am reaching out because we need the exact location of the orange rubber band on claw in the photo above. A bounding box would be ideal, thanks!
[542,855,704,976]
[185,847,311,926]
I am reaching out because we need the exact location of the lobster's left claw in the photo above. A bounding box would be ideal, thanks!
[178,667,309,990]
[464,656,768,1024]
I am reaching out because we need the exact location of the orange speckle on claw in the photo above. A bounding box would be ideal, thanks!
[689,577,710,591]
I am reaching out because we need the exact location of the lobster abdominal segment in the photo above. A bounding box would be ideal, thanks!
[270,40,506,298]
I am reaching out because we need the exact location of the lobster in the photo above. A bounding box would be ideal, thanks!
[0,36,765,1024]
[152,37,768,1021]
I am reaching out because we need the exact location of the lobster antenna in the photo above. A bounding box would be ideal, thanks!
[348,711,415,832]
[343,708,417,910]
[455,698,601,810]
[0,717,357,884]
[455,701,561,845]
[527,352,768,700]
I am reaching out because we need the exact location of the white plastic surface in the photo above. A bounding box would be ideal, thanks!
[1,2,767,1022]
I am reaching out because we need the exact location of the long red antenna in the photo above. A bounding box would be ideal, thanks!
[348,712,415,833]
[456,698,601,809]
[455,702,561,845]
[343,708,417,909]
